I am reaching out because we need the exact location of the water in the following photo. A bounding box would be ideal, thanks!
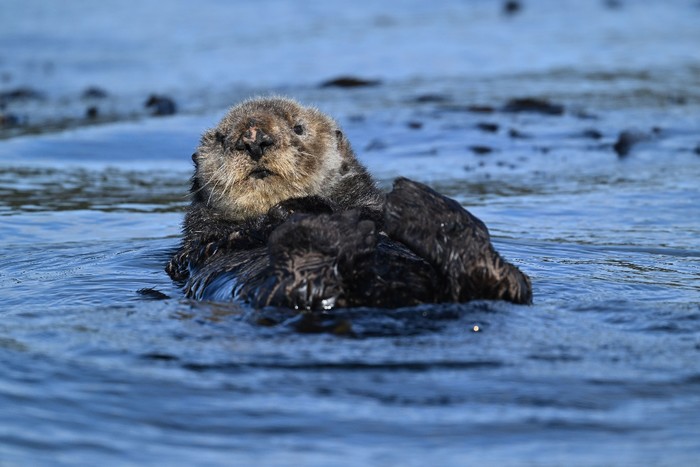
[1,1,700,465]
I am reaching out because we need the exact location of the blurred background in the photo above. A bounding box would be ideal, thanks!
[2,0,699,133]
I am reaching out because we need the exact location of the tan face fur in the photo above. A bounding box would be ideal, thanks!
[193,97,347,220]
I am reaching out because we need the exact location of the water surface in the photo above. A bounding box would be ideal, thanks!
[1,1,700,465]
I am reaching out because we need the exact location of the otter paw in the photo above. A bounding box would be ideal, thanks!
[384,177,532,304]
[268,210,376,262]
[267,196,334,224]
[165,251,190,282]
[384,177,490,267]
[258,210,378,310]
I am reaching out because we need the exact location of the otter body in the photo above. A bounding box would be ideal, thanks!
[167,97,532,309]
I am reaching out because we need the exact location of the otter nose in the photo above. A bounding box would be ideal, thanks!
[234,127,275,161]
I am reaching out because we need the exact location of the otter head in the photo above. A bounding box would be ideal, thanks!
[192,97,349,220]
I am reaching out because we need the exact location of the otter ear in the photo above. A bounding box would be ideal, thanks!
[201,129,225,146]
[335,129,348,151]
[191,152,199,167]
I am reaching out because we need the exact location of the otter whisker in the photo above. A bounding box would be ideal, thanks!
[207,172,227,207]
[218,172,236,206]
[189,160,226,200]
[202,162,229,206]
[188,173,216,198]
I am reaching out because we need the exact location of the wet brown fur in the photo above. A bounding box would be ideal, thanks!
[166,97,532,309]
[192,96,382,222]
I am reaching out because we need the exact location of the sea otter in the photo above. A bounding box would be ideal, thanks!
[166,97,532,309]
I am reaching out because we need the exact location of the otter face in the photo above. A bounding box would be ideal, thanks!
[193,97,345,220]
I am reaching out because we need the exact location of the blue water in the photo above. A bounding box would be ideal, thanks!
[1,1,700,465]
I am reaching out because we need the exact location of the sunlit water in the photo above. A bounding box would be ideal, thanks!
[1,1,700,465]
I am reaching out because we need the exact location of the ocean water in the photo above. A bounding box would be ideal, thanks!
[1,1,700,465]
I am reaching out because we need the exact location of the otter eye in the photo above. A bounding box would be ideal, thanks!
[293,124,304,135]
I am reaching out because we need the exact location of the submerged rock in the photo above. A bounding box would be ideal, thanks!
[0,87,45,105]
[81,86,109,99]
[145,94,177,116]
[407,121,423,129]
[476,122,500,133]
[85,106,99,119]
[469,145,494,155]
[581,128,603,139]
[613,129,652,157]
[136,287,170,300]
[320,76,382,88]
[0,112,23,128]
[412,94,450,103]
[604,0,623,9]
[365,139,388,151]
[503,1,523,16]
[503,98,565,115]
[508,128,530,139]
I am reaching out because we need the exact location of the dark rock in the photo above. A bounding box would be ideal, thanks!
[365,139,388,151]
[0,87,45,104]
[145,94,177,116]
[466,105,496,113]
[141,352,178,361]
[581,128,603,139]
[476,122,499,133]
[136,287,170,300]
[320,76,381,88]
[0,112,23,128]
[668,96,686,105]
[86,106,99,119]
[469,145,494,155]
[604,0,623,9]
[407,121,423,129]
[82,86,108,99]
[412,94,449,103]
[503,98,565,115]
[613,129,651,157]
[508,128,530,139]
[437,104,496,114]
[503,1,522,15]
[573,110,599,120]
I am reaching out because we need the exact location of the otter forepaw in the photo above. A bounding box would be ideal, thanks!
[257,210,378,310]
[268,210,376,263]
[165,252,190,282]
[267,196,334,223]
[384,177,490,267]
[384,177,532,304]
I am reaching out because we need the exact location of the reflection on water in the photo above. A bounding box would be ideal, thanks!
[0,166,188,214]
